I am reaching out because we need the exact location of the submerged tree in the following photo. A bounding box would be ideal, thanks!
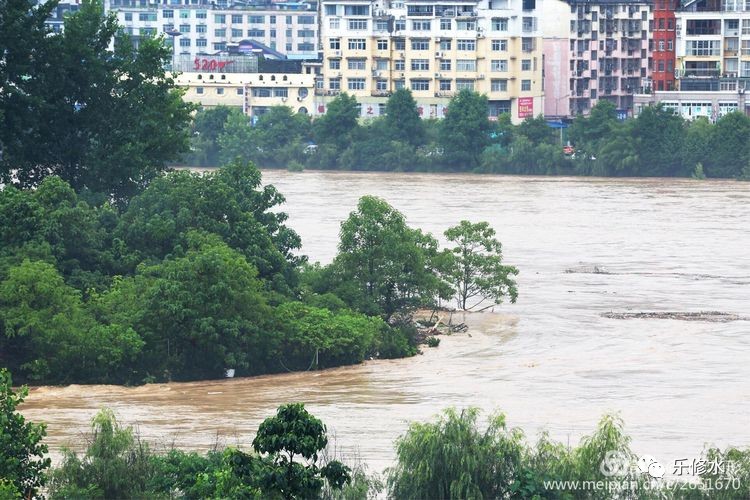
[444,220,518,310]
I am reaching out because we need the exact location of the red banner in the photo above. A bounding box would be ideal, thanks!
[518,97,534,118]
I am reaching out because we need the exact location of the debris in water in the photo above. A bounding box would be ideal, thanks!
[601,311,747,322]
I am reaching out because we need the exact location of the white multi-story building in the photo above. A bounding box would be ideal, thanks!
[104,0,319,59]
[319,0,546,122]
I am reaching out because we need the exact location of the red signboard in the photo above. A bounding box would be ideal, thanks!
[193,58,234,72]
[518,97,534,118]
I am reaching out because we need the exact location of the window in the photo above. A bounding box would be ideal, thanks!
[348,59,366,70]
[195,24,206,33]
[522,17,537,32]
[298,29,315,38]
[521,37,535,52]
[348,38,366,50]
[163,9,173,18]
[411,39,429,50]
[325,5,337,15]
[249,15,263,24]
[375,20,389,31]
[395,19,406,31]
[521,59,531,71]
[139,12,157,21]
[491,79,508,91]
[216,88,224,95]
[344,5,369,15]
[214,28,226,37]
[742,19,750,35]
[456,59,476,71]
[253,88,271,97]
[179,24,190,33]
[439,39,451,50]
[196,39,206,47]
[248,29,264,37]
[521,79,531,91]
[376,59,388,70]
[491,59,507,72]
[686,40,720,56]
[196,10,206,19]
[231,14,242,23]
[376,79,388,91]
[456,79,474,90]
[456,20,475,31]
[141,27,156,36]
[213,42,225,51]
[407,5,433,15]
[410,79,430,91]
[492,39,507,51]
[329,18,340,29]
[668,40,673,51]
[299,15,314,24]
[214,14,225,23]
[395,80,405,90]
[348,19,368,30]
[273,88,287,97]
[286,29,292,38]
[237,88,244,95]
[492,18,508,31]
[440,59,452,71]
[439,79,452,91]
[395,60,405,70]
[231,28,242,37]
[658,40,665,51]
[286,15,292,25]
[440,18,451,30]
[394,38,406,50]
[330,38,340,49]
[179,37,190,47]
[124,12,132,21]
[329,59,340,69]
[457,39,475,51]
[411,59,430,71]
[329,78,341,90]
[348,78,366,90]
[270,29,276,38]
[377,39,388,50]
[412,20,431,31]
[196,87,204,94]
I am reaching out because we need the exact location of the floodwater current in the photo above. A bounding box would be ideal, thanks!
[21,171,750,472]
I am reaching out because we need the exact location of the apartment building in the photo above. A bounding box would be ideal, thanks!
[105,0,319,59]
[319,0,545,122]
[651,0,678,91]
[567,0,652,116]
[675,0,750,92]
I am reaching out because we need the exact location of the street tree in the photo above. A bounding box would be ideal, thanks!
[444,220,518,310]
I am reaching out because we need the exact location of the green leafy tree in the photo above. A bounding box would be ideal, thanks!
[314,93,360,151]
[217,109,260,164]
[327,196,451,320]
[1,0,193,201]
[440,90,492,169]
[705,111,750,178]
[188,105,235,166]
[252,403,351,499]
[0,369,50,499]
[516,115,557,145]
[251,106,313,168]
[384,89,425,146]
[444,220,519,310]
[630,104,686,176]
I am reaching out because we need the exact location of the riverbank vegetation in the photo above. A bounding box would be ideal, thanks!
[4,371,748,499]
[186,91,750,180]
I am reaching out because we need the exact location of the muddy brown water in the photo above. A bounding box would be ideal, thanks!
[21,172,750,473]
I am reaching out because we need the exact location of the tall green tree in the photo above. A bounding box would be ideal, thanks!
[327,196,451,320]
[314,93,360,151]
[440,90,492,169]
[444,220,518,311]
[0,369,51,498]
[252,403,351,499]
[1,0,194,201]
[187,105,235,167]
[385,89,425,146]
[705,111,750,178]
[630,104,686,176]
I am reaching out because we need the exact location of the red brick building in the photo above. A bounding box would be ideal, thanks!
[651,0,678,91]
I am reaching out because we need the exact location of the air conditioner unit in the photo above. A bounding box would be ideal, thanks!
[477,73,485,79]
[435,72,442,78]
[435,51,443,58]
[399,52,406,59]
[399,72,405,78]
[477,33,484,38]
[281,97,287,102]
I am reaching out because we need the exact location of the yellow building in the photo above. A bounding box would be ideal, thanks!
[319,0,545,122]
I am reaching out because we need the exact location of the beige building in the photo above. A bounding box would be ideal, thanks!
[319,0,546,122]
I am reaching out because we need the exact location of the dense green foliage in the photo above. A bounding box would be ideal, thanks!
[0,162,434,384]
[0,369,50,498]
[48,404,352,499]
[0,0,193,202]
[187,94,750,179]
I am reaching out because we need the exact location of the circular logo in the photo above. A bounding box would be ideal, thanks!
[600,450,631,477]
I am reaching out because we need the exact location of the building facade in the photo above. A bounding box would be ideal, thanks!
[318,0,545,122]
[567,0,652,116]
[633,89,748,118]
[674,0,750,92]
[104,0,319,59]
[651,0,677,91]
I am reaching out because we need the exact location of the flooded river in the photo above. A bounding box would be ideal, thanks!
[21,172,750,472]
